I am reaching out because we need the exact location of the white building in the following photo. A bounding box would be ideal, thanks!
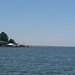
[7,43,15,47]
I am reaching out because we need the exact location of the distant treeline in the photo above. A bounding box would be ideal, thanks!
[0,32,16,44]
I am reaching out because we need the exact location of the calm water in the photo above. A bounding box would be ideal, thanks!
[0,47,75,75]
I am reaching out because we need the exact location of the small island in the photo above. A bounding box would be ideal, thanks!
[0,32,27,47]
[0,32,51,48]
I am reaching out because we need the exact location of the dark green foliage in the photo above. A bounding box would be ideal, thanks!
[0,32,8,42]
[0,32,16,45]
[8,39,16,44]
[0,35,1,41]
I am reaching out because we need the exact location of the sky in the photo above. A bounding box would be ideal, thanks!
[0,0,75,46]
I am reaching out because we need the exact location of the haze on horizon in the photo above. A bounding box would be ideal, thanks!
[0,0,75,46]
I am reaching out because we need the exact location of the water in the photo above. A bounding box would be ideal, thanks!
[0,47,75,75]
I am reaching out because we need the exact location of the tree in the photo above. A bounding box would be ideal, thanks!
[0,32,8,42]
[8,39,16,44]
[0,34,1,41]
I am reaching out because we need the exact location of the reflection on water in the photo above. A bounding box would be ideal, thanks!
[0,47,75,75]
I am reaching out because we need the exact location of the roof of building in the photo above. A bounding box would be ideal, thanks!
[0,41,7,43]
[7,43,15,46]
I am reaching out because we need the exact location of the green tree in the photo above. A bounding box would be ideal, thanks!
[8,39,16,44]
[0,34,1,41]
[0,32,8,42]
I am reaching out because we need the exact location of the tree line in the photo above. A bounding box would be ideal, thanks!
[0,32,16,44]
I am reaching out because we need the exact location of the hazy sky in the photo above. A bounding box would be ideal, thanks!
[0,0,75,46]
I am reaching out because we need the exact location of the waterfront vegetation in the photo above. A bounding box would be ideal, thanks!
[0,32,16,44]
[0,32,16,46]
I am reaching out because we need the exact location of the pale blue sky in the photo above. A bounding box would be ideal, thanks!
[0,0,75,46]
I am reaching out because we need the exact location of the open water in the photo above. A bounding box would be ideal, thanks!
[0,47,75,75]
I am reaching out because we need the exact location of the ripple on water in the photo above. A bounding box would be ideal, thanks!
[46,71,63,75]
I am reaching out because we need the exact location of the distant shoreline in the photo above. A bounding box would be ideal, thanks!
[0,46,51,48]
